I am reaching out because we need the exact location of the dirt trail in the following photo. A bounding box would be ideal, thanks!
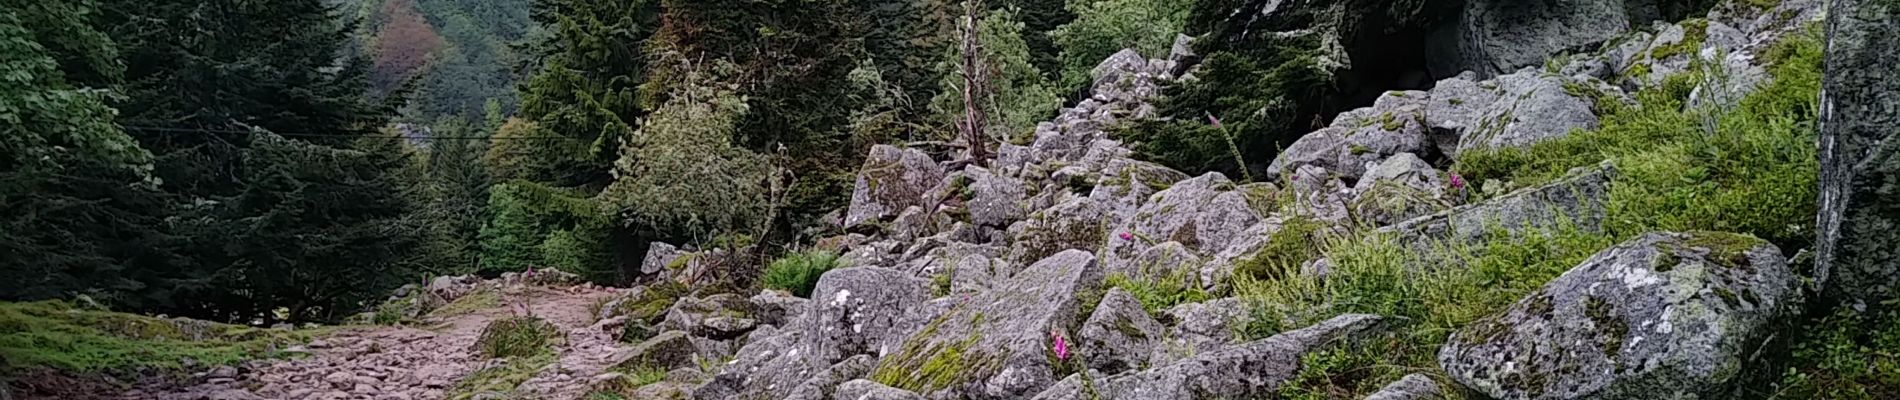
[124,285,624,400]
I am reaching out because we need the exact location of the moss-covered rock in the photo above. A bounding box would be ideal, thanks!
[1439,231,1800,400]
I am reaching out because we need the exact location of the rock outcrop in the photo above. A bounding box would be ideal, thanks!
[1818,0,1900,310]
[1440,232,1800,399]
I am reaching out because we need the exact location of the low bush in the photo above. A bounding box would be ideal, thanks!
[474,316,563,359]
[761,250,842,298]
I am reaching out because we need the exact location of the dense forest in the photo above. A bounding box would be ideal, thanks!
[1,0,1207,323]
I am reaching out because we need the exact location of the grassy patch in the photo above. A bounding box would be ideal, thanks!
[0,301,322,375]
[1104,272,1212,315]
[1234,220,1615,397]
[475,316,563,359]
[585,365,671,399]
[450,351,557,400]
[1770,306,1900,399]
[431,288,502,318]
[761,249,842,298]
[1455,26,1822,246]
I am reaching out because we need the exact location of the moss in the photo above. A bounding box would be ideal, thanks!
[1349,144,1371,155]
[1649,19,1710,61]
[1585,296,1627,360]
[1114,317,1149,340]
[932,271,954,297]
[1681,231,1765,268]
[0,301,324,375]
[1380,112,1403,131]
[870,312,1001,394]
[1449,98,1465,105]
[432,288,502,318]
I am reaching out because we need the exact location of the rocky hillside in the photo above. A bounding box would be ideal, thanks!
[79,0,1865,399]
[578,0,1832,399]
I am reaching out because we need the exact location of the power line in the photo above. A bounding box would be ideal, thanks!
[120,125,583,141]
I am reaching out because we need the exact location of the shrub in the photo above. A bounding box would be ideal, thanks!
[474,316,563,359]
[761,250,842,298]
[479,180,615,280]
[928,8,1063,143]
[1050,0,1192,92]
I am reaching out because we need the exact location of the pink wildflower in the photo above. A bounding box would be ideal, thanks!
[1052,330,1071,361]
[1205,112,1224,129]
[1448,173,1466,190]
[1119,232,1135,242]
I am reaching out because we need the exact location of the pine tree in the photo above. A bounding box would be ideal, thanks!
[0,0,180,307]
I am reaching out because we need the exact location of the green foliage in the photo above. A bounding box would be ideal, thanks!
[587,365,671,397]
[512,0,658,188]
[1120,44,1331,178]
[479,180,615,280]
[1234,223,1614,397]
[761,250,843,298]
[450,351,557,399]
[0,0,171,306]
[475,316,564,359]
[432,288,504,318]
[601,64,774,241]
[0,301,319,374]
[929,7,1063,143]
[1772,306,1900,400]
[419,117,494,276]
[1275,345,1393,400]
[1233,215,1328,281]
[1103,272,1211,315]
[1050,0,1192,91]
[1454,26,1823,246]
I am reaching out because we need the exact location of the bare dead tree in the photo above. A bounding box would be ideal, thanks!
[956,0,992,165]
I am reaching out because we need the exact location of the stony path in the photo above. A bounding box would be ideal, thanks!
[125,285,623,400]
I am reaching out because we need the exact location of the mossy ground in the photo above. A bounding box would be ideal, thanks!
[0,300,325,383]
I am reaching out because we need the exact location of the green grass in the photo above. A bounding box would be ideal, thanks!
[1770,306,1900,399]
[450,351,557,400]
[761,249,842,298]
[0,301,322,375]
[1455,25,1822,246]
[474,316,563,359]
[431,288,502,318]
[584,365,671,399]
[452,316,564,399]
[1104,272,1212,315]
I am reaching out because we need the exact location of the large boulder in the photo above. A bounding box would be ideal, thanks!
[1350,153,1454,227]
[693,267,931,399]
[1268,91,1433,183]
[1451,71,1621,155]
[1385,162,1616,245]
[847,145,945,229]
[1030,314,1387,400]
[833,379,927,400]
[1431,0,1632,78]
[641,242,682,276]
[1106,173,1264,267]
[1004,197,1111,264]
[870,250,1105,399]
[611,330,698,371]
[804,267,934,364]
[1439,232,1800,400]
[964,166,1030,228]
[1818,0,1900,310]
[1077,288,1164,374]
[1363,374,1444,400]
